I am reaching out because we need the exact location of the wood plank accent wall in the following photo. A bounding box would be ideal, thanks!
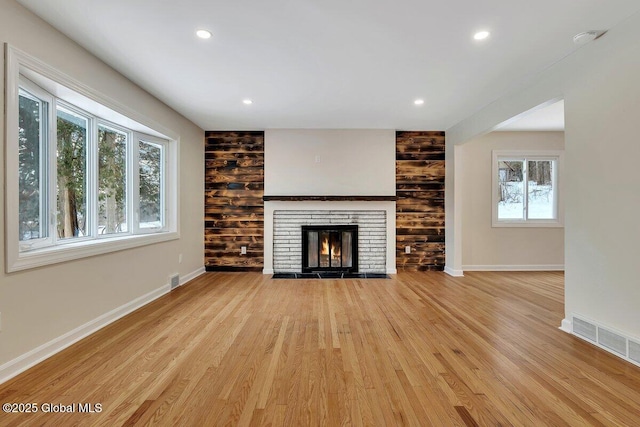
[204,131,264,271]
[396,131,445,271]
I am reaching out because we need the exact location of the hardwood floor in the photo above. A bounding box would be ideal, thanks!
[1,271,639,426]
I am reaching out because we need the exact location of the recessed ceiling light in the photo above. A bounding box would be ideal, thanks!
[473,31,490,40]
[196,29,212,39]
[414,99,425,106]
[243,99,253,105]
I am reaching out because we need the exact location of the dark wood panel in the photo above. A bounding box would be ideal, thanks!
[204,131,264,269]
[205,182,264,191]
[205,166,265,176]
[396,182,445,191]
[205,152,265,161]
[396,130,445,271]
[204,256,265,267]
[205,173,265,183]
[204,266,263,271]
[205,241,264,251]
[204,235,263,244]
[205,158,264,168]
[205,220,264,230]
[205,189,265,198]
[396,235,446,244]
[263,195,397,201]
[205,206,264,216]
[396,220,445,229]
[396,242,445,252]
[204,197,265,207]
[395,152,445,161]
[204,212,263,221]
[204,227,264,236]
[396,190,443,200]
[205,144,264,153]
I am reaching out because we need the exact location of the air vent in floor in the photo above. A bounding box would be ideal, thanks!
[629,340,640,364]
[598,327,627,356]
[170,274,180,289]
[573,317,597,342]
[571,314,640,368]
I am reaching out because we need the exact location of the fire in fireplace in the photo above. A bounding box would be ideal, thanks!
[302,225,358,273]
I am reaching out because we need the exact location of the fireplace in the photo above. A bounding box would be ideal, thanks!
[302,225,358,273]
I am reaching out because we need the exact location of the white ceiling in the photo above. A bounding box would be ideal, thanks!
[16,0,640,131]
[497,100,565,131]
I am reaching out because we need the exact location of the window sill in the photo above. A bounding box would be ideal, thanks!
[492,220,564,228]
[8,231,179,272]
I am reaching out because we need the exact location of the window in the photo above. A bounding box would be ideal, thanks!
[492,150,563,227]
[6,46,178,272]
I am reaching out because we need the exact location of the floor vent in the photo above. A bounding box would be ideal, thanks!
[571,314,640,368]
[170,274,180,290]
[598,327,627,356]
[630,340,640,364]
[573,317,597,342]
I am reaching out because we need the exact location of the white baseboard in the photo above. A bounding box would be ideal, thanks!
[559,318,572,333]
[444,266,464,277]
[180,266,206,285]
[462,264,564,271]
[263,268,274,275]
[0,266,205,385]
[387,268,397,274]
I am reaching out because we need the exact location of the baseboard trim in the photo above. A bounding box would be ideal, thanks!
[180,266,206,286]
[462,264,564,271]
[568,314,640,369]
[0,265,205,385]
[387,268,397,274]
[559,318,572,333]
[444,266,464,277]
[263,268,274,275]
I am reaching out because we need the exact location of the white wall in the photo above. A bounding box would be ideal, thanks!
[265,129,396,195]
[461,131,564,270]
[446,10,640,339]
[0,0,204,379]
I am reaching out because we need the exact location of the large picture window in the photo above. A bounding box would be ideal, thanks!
[6,46,178,271]
[492,150,563,227]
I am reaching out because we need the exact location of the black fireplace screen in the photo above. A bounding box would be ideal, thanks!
[302,225,358,273]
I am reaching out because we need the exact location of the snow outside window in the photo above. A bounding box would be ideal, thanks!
[492,151,563,228]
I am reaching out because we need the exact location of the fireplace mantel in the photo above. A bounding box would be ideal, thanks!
[263,195,396,202]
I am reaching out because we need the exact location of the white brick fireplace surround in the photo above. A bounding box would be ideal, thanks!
[263,201,397,274]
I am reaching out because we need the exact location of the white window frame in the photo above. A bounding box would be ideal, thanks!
[16,79,55,252]
[492,150,564,228]
[134,134,169,234]
[95,120,132,239]
[5,44,180,272]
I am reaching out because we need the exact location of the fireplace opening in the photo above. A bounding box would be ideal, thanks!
[302,225,358,273]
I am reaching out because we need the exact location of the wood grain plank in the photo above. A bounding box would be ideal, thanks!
[204,132,264,269]
[396,131,446,271]
[2,272,640,426]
